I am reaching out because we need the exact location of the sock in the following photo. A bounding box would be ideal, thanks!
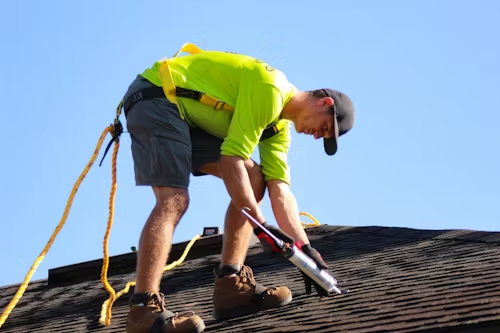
[130,291,153,306]
[218,264,241,277]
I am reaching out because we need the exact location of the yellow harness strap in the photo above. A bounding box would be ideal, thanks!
[158,43,200,107]
[158,43,234,112]
[158,42,285,138]
[198,91,234,112]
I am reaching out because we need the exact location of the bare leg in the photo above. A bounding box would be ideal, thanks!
[197,159,265,267]
[135,186,189,293]
[204,159,293,322]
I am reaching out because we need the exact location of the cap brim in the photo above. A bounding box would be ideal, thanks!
[324,116,340,156]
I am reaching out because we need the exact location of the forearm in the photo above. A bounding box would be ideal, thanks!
[268,180,310,246]
[218,154,265,223]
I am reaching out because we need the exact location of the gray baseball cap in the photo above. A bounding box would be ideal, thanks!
[322,89,355,155]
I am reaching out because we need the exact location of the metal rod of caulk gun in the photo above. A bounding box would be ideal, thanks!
[241,207,284,248]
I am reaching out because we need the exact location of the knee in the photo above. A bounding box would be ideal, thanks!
[153,186,190,221]
[244,160,266,202]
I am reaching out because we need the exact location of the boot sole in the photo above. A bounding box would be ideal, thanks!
[193,320,206,333]
[127,319,206,333]
[212,292,293,321]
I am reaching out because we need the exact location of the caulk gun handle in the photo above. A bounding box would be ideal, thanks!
[241,207,294,253]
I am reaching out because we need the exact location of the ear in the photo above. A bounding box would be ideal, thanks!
[323,97,334,107]
[317,97,334,110]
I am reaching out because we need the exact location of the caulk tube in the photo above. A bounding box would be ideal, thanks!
[283,245,342,294]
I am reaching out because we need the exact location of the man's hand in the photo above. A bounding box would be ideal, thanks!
[253,222,295,254]
[300,244,330,297]
[265,180,330,296]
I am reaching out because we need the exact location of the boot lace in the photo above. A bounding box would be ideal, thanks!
[240,265,257,286]
[148,292,167,312]
[240,265,277,296]
[150,293,196,319]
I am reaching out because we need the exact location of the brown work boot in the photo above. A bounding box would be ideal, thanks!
[212,264,292,321]
[126,291,205,333]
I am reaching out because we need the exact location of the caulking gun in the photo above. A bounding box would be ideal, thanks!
[241,208,348,295]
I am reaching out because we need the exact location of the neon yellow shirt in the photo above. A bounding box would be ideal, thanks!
[140,50,296,184]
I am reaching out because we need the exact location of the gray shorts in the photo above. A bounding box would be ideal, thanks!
[123,75,224,188]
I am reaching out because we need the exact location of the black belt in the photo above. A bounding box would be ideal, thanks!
[122,86,281,142]
[123,86,205,117]
[123,86,167,116]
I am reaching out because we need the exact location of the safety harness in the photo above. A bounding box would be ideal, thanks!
[100,43,285,165]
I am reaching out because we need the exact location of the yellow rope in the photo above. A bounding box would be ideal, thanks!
[99,212,320,326]
[99,134,120,326]
[0,119,323,329]
[97,212,323,325]
[98,234,201,326]
[97,212,322,325]
[300,211,321,228]
[0,125,113,329]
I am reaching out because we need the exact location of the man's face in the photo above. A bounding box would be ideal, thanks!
[294,97,336,140]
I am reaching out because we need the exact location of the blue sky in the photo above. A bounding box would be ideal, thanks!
[0,0,498,287]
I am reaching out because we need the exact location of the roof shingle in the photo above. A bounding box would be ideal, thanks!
[1,225,500,332]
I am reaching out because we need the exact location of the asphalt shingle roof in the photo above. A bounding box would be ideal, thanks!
[1,225,500,332]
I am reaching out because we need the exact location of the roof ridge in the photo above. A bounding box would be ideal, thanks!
[311,225,500,245]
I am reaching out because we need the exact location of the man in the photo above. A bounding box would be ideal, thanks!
[122,43,355,333]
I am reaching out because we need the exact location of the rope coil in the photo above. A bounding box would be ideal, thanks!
[0,124,113,328]
[0,113,322,328]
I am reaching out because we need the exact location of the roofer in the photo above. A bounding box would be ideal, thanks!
[122,43,355,333]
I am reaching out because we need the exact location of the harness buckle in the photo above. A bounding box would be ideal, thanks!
[100,101,125,167]
[213,101,226,110]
